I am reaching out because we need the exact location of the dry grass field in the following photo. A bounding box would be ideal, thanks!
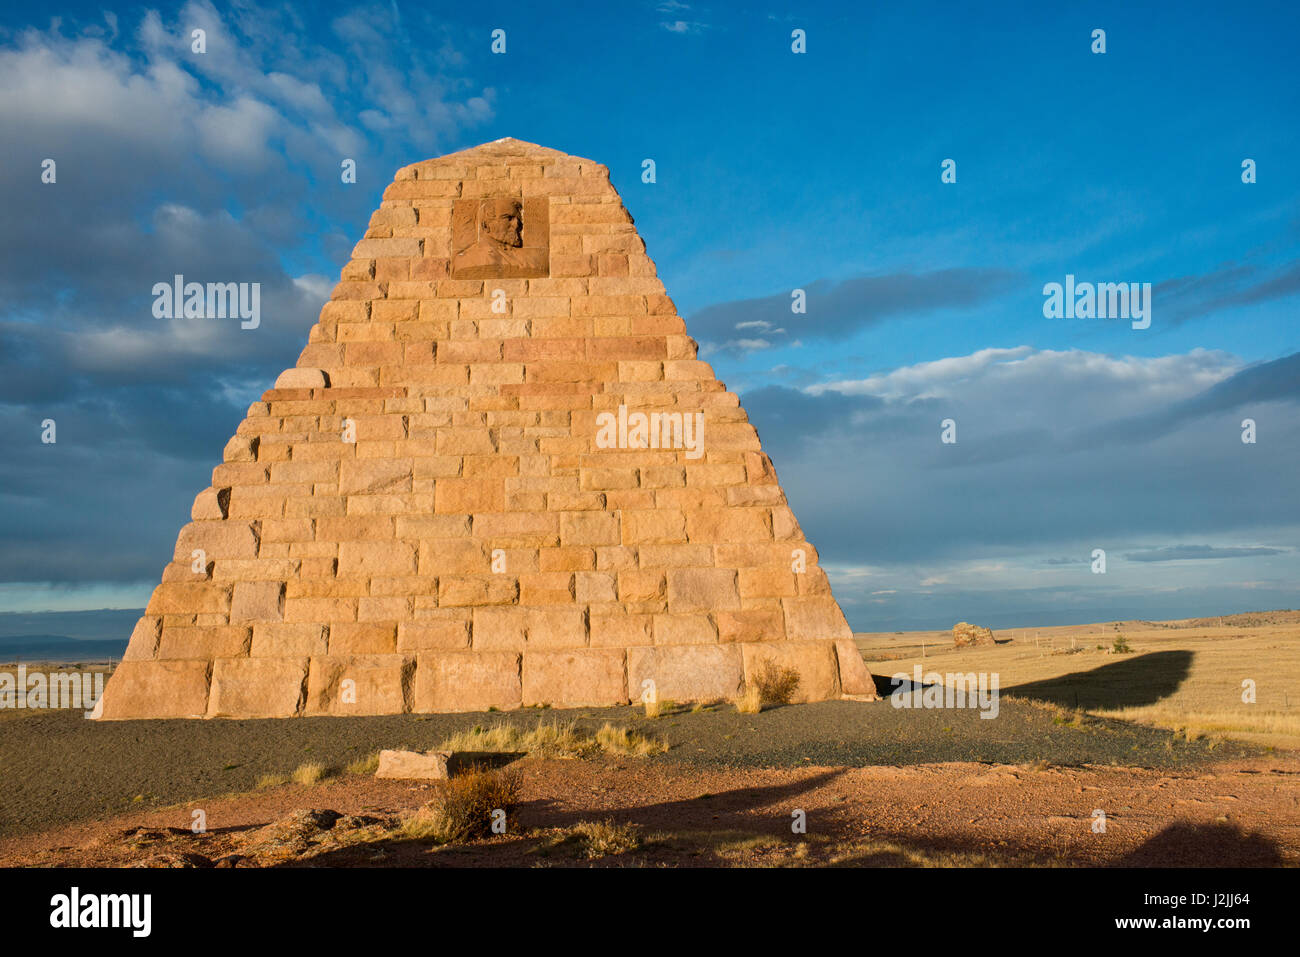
[857,610,1300,750]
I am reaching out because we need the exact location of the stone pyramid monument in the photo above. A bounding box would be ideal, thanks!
[98,138,873,719]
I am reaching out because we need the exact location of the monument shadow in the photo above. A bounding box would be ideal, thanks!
[1003,650,1194,711]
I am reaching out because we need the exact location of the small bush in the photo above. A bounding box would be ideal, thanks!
[1111,634,1132,654]
[752,658,801,706]
[545,819,642,859]
[402,766,523,843]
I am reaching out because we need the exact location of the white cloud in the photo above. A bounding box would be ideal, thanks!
[807,346,1242,428]
[292,273,334,303]
[741,345,1300,626]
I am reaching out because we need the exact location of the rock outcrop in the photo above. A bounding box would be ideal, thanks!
[952,622,996,648]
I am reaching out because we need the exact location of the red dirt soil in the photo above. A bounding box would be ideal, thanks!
[2,753,1297,867]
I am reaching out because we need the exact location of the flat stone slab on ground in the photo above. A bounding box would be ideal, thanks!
[375,749,452,780]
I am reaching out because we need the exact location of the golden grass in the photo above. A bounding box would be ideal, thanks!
[396,766,523,843]
[437,719,667,758]
[1093,706,1300,742]
[823,839,1016,868]
[594,722,667,756]
[643,697,675,719]
[394,805,447,842]
[345,752,380,775]
[645,829,1016,867]
[291,762,327,786]
[857,618,1300,749]
[541,819,642,859]
[256,772,289,789]
[733,684,762,714]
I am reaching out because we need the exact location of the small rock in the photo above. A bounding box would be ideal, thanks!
[242,808,342,855]
[376,749,452,780]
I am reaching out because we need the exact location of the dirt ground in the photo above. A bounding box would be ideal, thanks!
[3,613,1297,867]
[2,751,1296,867]
[0,697,1257,838]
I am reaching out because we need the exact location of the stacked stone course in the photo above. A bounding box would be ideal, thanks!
[98,138,873,719]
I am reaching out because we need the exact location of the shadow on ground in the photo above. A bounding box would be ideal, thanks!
[872,650,1196,712]
[1003,651,1194,710]
[285,769,1034,868]
[1118,821,1283,866]
[0,688,1257,838]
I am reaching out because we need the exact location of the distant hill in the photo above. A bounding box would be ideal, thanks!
[0,636,127,663]
[1147,610,1300,629]
[0,608,141,641]
[0,609,139,663]
[856,609,1300,639]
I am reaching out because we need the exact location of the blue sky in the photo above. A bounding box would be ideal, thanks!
[1,0,1297,632]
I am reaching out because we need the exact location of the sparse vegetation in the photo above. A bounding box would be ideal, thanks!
[752,659,801,706]
[644,697,675,719]
[540,819,642,859]
[734,683,763,714]
[644,829,1014,867]
[594,722,667,756]
[256,772,289,789]
[437,719,666,758]
[345,752,380,775]
[1096,706,1300,744]
[1111,634,1132,654]
[291,762,327,786]
[397,766,523,843]
[1049,708,1091,729]
[393,806,446,842]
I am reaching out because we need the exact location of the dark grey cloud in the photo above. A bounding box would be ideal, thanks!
[834,581,1300,633]
[689,268,1018,351]
[1172,351,1300,415]
[1155,261,1300,325]
[1072,351,1300,449]
[1124,545,1285,562]
[740,348,1300,569]
[738,386,885,451]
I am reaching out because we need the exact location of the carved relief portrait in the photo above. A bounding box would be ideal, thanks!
[451,196,549,278]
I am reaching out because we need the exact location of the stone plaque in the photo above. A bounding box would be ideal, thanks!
[450,196,549,278]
